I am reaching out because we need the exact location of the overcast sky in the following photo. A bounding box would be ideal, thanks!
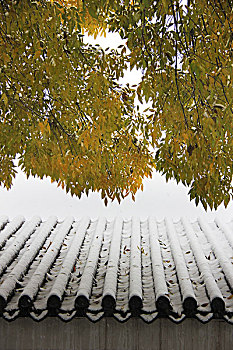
[0,167,232,222]
[0,33,232,222]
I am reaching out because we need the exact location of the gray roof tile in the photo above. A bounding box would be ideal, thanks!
[0,217,232,323]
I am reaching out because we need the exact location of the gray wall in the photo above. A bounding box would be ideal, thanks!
[0,317,232,350]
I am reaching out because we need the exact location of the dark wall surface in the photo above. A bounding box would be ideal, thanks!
[0,318,232,350]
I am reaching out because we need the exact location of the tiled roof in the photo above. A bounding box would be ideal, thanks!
[0,215,233,324]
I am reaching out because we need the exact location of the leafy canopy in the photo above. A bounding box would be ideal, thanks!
[0,0,232,209]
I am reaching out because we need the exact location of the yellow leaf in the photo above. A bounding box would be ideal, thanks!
[34,50,41,59]
[1,93,8,106]
[38,122,44,133]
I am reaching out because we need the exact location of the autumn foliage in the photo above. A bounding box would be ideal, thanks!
[0,0,232,209]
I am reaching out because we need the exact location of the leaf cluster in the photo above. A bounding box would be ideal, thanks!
[0,0,232,209]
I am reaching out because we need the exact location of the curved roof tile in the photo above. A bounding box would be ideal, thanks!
[0,216,232,324]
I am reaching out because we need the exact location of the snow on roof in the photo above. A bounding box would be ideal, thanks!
[0,216,232,324]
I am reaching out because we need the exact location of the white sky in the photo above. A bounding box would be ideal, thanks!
[0,168,232,221]
[0,33,232,222]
